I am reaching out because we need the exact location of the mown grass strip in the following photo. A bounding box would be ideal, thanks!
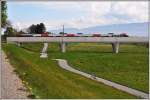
[2,43,137,99]
[21,42,149,93]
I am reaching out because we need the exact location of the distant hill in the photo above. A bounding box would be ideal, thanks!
[49,22,148,36]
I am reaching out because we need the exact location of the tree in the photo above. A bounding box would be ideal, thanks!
[28,24,37,34]
[38,23,46,34]
[19,30,26,34]
[59,32,66,36]
[35,24,40,34]
[48,32,53,34]
[1,1,7,28]
[4,27,17,37]
[27,23,46,34]
[59,32,64,35]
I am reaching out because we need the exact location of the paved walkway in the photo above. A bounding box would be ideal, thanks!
[54,59,149,99]
[40,43,48,58]
[1,51,30,99]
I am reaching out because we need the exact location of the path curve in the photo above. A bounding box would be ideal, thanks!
[1,51,30,99]
[53,59,149,99]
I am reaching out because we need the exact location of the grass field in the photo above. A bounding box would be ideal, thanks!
[50,43,149,93]
[2,42,148,98]
[21,42,149,93]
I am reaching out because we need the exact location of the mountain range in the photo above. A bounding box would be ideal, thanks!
[49,22,149,36]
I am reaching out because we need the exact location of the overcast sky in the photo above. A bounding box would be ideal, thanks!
[8,1,148,30]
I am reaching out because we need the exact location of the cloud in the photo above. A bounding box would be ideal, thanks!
[8,1,148,30]
[112,1,148,22]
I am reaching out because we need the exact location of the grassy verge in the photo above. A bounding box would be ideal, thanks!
[2,43,137,99]
[22,42,149,93]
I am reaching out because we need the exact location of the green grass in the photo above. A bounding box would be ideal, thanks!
[21,42,149,93]
[64,43,149,93]
[2,43,138,99]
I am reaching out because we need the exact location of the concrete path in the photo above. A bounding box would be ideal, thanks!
[40,43,48,58]
[1,51,30,99]
[54,59,149,99]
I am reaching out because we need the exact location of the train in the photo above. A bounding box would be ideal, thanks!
[16,32,129,37]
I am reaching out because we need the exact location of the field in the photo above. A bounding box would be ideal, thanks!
[2,42,148,98]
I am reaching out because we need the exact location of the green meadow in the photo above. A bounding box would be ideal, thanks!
[2,42,148,98]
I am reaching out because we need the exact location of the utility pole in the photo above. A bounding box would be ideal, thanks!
[61,24,66,53]
[62,24,64,37]
[61,25,64,42]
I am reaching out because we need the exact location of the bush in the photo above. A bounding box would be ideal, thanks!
[4,27,17,37]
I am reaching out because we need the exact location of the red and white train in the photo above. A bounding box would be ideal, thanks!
[16,32,129,37]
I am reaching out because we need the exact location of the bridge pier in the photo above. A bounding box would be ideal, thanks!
[112,42,119,53]
[16,42,21,47]
[60,42,66,53]
[40,43,48,58]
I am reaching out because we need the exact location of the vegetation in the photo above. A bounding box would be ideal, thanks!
[21,43,149,93]
[4,27,17,37]
[2,26,17,41]
[1,1,17,40]
[2,43,138,99]
[18,30,27,34]
[65,43,149,93]
[28,23,46,34]
[59,32,67,34]
[1,1,7,28]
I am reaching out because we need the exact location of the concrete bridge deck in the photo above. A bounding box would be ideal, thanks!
[7,37,148,43]
[7,37,149,56]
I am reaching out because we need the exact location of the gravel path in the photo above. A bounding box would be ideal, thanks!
[54,59,149,99]
[1,51,30,99]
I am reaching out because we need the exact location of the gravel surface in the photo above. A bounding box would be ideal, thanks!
[1,51,30,99]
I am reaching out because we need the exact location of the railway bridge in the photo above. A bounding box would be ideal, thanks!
[7,37,149,58]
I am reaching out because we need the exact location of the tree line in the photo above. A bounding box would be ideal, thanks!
[27,23,46,34]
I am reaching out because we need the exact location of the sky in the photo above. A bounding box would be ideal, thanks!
[7,1,149,31]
